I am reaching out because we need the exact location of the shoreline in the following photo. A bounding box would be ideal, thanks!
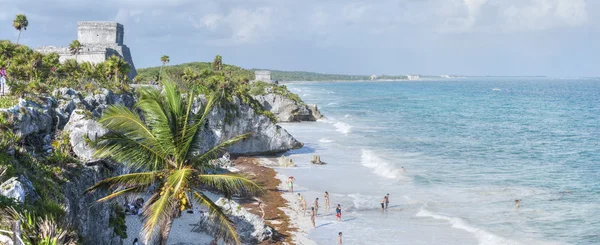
[234,157,318,245]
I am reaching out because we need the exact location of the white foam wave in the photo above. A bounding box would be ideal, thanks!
[334,122,352,134]
[360,149,402,179]
[327,102,338,106]
[416,208,520,245]
[344,114,352,118]
[319,138,334,143]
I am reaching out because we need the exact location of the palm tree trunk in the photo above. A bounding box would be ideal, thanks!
[16,31,22,45]
[159,65,164,82]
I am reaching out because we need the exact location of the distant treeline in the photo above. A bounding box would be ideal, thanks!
[254,69,408,81]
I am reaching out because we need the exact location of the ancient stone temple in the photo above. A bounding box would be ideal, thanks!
[36,21,137,79]
[254,70,273,83]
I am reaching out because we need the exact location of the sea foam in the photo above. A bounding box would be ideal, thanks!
[334,122,352,134]
[416,207,520,245]
[360,149,402,179]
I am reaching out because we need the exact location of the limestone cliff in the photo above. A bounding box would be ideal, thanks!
[0,86,302,243]
[252,93,325,122]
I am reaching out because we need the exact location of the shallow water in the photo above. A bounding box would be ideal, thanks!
[276,78,600,245]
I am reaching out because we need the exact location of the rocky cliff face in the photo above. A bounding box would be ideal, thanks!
[196,96,303,155]
[252,93,324,122]
[0,87,304,243]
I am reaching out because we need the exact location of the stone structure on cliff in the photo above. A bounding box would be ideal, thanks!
[254,70,273,83]
[36,21,137,79]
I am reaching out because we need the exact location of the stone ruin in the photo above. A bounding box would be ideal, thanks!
[253,70,273,83]
[36,21,137,79]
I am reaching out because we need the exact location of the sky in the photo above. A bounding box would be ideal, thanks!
[0,0,598,77]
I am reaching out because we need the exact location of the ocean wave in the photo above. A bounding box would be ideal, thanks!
[334,122,352,134]
[416,207,520,245]
[319,138,334,143]
[361,149,403,179]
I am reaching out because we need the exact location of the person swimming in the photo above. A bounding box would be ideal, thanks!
[385,193,390,209]
[324,191,330,213]
[401,167,406,172]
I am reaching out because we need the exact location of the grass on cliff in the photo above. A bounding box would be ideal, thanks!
[249,81,304,105]
[0,96,18,108]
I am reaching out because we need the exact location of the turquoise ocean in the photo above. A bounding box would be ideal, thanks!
[275,78,600,245]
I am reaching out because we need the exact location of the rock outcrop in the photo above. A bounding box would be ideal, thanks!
[215,198,274,243]
[62,163,123,245]
[63,111,109,162]
[252,93,325,122]
[197,96,303,155]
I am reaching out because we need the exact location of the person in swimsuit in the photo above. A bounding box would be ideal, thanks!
[310,207,316,227]
[381,197,386,210]
[302,198,308,216]
[401,167,406,172]
[296,193,304,213]
[338,232,343,245]
[287,176,295,193]
[515,199,520,208]
[335,204,342,222]
[385,193,390,209]
[325,191,330,213]
[314,198,320,217]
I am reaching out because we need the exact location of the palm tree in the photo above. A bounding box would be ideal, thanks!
[13,14,29,45]
[68,40,82,60]
[158,55,170,82]
[86,81,260,244]
[212,55,222,72]
[104,55,130,85]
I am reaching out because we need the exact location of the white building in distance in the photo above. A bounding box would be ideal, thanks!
[254,70,273,83]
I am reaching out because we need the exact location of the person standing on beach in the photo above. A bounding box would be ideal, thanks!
[385,193,390,209]
[338,232,343,245]
[302,198,308,216]
[381,197,386,211]
[310,207,316,228]
[336,204,342,222]
[296,193,304,213]
[287,176,295,193]
[314,198,320,217]
[325,191,330,213]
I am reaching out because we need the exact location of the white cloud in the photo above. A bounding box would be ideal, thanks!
[194,6,278,45]
[502,0,588,32]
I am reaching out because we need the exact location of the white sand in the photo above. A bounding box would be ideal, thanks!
[257,158,319,245]
[123,193,224,245]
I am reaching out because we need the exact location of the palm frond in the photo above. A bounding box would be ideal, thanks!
[192,133,252,168]
[198,174,262,196]
[98,105,159,144]
[142,192,177,244]
[136,87,177,155]
[193,191,240,245]
[166,167,194,196]
[85,171,160,194]
[92,132,169,170]
[96,185,148,203]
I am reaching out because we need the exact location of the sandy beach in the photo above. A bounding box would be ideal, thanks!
[123,157,319,245]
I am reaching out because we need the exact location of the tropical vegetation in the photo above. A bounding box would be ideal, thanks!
[86,81,261,244]
[0,39,132,97]
[13,14,28,45]
[258,69,409,81]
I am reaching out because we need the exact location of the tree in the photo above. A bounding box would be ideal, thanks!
[13,14,29,45]
[85,81,260,244]
[104,55,130,85]
[158,55,170,82]
[212,55,222,72]
[68,40,82,60]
